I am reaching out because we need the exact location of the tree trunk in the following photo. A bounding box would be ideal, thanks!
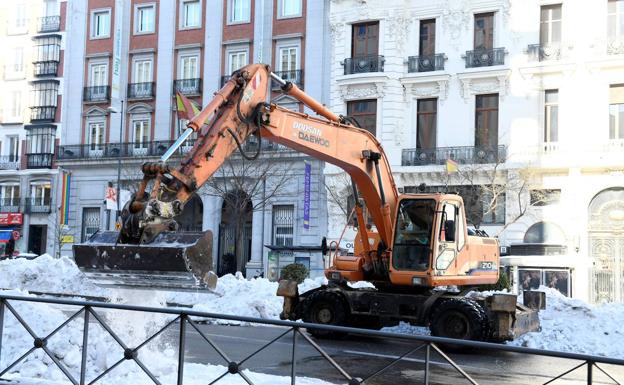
[235,220,246,275]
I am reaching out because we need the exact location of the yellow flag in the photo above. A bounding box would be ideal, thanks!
[446,158,459,174]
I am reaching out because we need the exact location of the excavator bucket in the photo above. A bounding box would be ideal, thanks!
[73,230,216,291]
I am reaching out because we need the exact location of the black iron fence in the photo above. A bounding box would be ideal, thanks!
[0,156,19,170]
[57,139,196,161]
[174,78,202,95]
[33,60,59,77]
[271,69,304,89]
[0,198,21,213]
[37,16,61,33]
[527,44,561,62]
[83,86,110,103]
[0,293,622,385]
[343,55,385,75]
[29,106,56,122]
[407,54,445,73]
[24,197,51,214]
[128,82,155,99]
[402,145,507,166]
[26,152,54,169]
[464,48,506,68]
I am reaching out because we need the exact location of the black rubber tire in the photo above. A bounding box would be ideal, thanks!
[429,298,489,349]
[302,290,348,339]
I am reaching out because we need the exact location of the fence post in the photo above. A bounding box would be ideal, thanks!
[424,343,430,385]
[178,314,186,385]
[587,361,593,385]
[80,307,90,385]
[0,299,4,366]
[291,327,297,385]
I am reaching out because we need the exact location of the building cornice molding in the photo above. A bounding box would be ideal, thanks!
[457,69,511,102]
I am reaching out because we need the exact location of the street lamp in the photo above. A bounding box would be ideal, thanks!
[107,100,124,224]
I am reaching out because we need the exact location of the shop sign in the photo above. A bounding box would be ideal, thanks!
[0,213,23,225]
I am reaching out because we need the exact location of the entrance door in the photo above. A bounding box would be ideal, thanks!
[588,188,624,303]
[28,225,47,255]
[217,190,253,276]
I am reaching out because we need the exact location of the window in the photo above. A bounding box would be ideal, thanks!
[279,0,301,18]
[417,98,437,149]
[33,36,61,63]
[352,22,379,57]
[132,119,150,153]
[134,59,152,83]
[0,185,20,207]
[135,4,155,34]
[530,189,561,206]
[474,13,494,50]
[540,4,562,46]
[608,0,624,37]
[30,182,51,206]
[181,0,200,29]
[31,81,59,107]
[9,91,22,120]
[544,90,559,143]
[11,4,27,31]
[12,47,24,74]
[347,100,377,136]
[27,126,55,154]
[180,55,198,79]
[475,94,499,147]
[609,84,624,139]
[272,205,294,247]
[90,63,108,87]
[393,199,436,271]
[91,9,111,39]
[278,46,298,72]
[88,121,104,152]
[229,0,250,23]
[81,207,101,242]
[228,50,248,73]
[480,190,505,225]
[419,19,436,56]
[8,137,19,162]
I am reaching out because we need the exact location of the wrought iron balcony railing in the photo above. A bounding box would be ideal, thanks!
[401,145,507,166]
[0,198,21,213]
[24,197,51,214]
[464,48,505,68]
[271,70,304,89]
[174,78,202,95]
[37,16,60,33]
[57,140,197,161]
[343,55,384,75]
[127,82,155,99]
[33,60,59,77]
[220,75,231,88]
[26,153,53,169]
[30,106,56,122]
[0,156,19,170]
[607,36,624,55]
[83,86,110,102]
[407,54,445,73]
[527,44,561,62]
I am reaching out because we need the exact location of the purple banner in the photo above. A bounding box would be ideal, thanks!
[303,162,311,229]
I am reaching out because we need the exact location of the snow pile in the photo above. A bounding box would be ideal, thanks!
[0,255,110,297]
[0,289,334,385]
[508,287,624,358]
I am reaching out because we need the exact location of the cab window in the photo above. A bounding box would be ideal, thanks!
[439,202,457,243]
[392,199,436,271]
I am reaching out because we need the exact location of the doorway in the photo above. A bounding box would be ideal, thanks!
[217,191,253,276]
[28,225,47,255]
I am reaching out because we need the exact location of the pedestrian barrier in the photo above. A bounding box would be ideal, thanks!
[0,293,622,385]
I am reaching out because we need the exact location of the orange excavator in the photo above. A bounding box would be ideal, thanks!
[74,63,542,342]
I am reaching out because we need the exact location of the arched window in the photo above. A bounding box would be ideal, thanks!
[523,221,566,244]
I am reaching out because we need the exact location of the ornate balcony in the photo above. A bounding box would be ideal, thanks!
[464,48,505,68]
[83,86,110,102]
[24,197,51,214]
[0,198,21,213]
[33,61,59,77]
[271,70,304,89]
[407,54,445,73]
[57,140,197,161]
[401,145,507,166]
[0,156,20,170]
[527,44,561,62]
[343,55,384,75]
[174,78,202,95]
[26,153,53,169]
[127,82,155,99]
[30,106,56,122]
[37,16,61,33]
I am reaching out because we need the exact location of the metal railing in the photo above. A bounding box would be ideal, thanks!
[37,16,61,33]
[29,106,56,122]
[527,43,561,62]
[128,82,155,99]
[343,55,385,75]
[33,60,59,77]
[57,139,197,161]
[0,156,19,170]
[26,152,53,168]
[271,69,304,89]
[607,36,624,55]
[402,145,507,166]
[0,293,622,385]
[174,78,202,95]
[24,197,51,214]
[0,198,21,213]
[464,48,506,68]
[83,86,110,102]
[407,54,445,72]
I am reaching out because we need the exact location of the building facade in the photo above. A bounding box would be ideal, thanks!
[327,0,624,303]
[0,0,67,257]
[60,0,331,278]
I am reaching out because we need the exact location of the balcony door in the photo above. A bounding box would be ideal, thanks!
[132,119,150,155]
[278,46,298,82]
[474,13,494,50]
[180,55,198,79]
[89,63,108,100]
[88,121,104,156]
[8,136,19,163]
[419,19,436,56]
[475,94,499,148]
[352,22,379,58]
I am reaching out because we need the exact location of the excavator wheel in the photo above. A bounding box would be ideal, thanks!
[302,290,348,339]
[429,298,489,350]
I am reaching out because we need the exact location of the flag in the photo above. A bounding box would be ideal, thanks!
[59,172,71,225]
[446,158,459,174]
[175,91,201,121]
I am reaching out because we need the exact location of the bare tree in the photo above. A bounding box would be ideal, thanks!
[49,209,75,259]
[324,172,354,222]
[201,153,292,273]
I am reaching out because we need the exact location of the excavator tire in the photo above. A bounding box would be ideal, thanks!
[302,290,348,339]
[429,298,489,350]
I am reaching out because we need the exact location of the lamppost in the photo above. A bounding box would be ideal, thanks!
[107,100,124,223]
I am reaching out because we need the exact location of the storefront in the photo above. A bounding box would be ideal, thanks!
[0,213,24,256]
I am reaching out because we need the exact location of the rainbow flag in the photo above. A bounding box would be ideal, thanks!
[59,172,71,225]
[175,91,201,121]
[446,158,459,174]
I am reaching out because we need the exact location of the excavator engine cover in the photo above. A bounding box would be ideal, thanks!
[74,230,215,290]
